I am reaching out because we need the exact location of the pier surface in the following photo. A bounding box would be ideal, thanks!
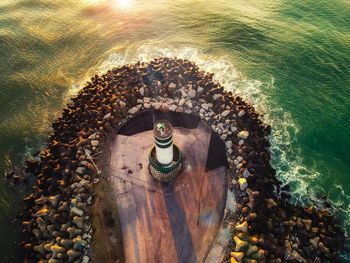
[108,113,227,263]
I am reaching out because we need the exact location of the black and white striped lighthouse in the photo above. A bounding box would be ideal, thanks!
[154,120,174,167]
[149,119,183,182]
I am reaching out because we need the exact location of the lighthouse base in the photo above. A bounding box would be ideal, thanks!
[149,144,183,183]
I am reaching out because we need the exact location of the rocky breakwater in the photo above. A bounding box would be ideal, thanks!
[15,57,345,263]
[223,122,346,262]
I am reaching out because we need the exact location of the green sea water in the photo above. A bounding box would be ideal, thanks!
[0,0,349,261]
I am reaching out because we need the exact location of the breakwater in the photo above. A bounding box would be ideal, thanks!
[14,57,345,262]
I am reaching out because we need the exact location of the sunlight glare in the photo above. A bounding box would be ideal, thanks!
[115,0,133,9]
[82,0,104,5]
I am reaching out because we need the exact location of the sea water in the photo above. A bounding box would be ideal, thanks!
[0,0,349,261]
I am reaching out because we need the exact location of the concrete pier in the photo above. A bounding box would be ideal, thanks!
[108,112,227,263]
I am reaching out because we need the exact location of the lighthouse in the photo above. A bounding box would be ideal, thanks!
[154,120,174,167]
[149,119,183,182]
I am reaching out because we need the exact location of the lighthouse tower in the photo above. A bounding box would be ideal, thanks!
[154,120,174,167]
[149,119,183,182]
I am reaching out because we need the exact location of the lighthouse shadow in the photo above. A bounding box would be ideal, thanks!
[161,181,199,263]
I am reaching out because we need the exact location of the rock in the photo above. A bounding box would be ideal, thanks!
[221,110,230,117]
[42,241,52,252]
[290,250,304,262]
[35,196,48,205]
[318,242,330,253]
[243,168,250,178]
[153,102,162,109]
[252,249,266,260]
[36,217,46,231]
[201,103,211,111]
[238,178,248,191]
[246,212,257,221]
[76,167,86,175]
[284,220,296,227]
[91,140,99,147]
[61,239,73,249]
[82,233,91,240]
[168,83,176,92]
[311,227,319,233]
[220,134,227,140]
[103,113,111,120]
[238,110,245,117]
[127,106,139,115]
[309,236,319,248]
[184,99,192,107]
[119,100,127,109]
[169,104,177,111]
[73,216,84,229]
[301,219,312,230]
[48,259,63,263]
[235,221,248,233]
[33,243,46,255]
[47,224,55,233]
[230,251,244,261]
[265,198,277,208]
[197,86,204,94]
[88,133,97,140]
[225,141,233,149]
[23,243,33,250]
[246,188,259,199]
[139,87,145,96]
[73,235,88,251]
[82,255,90,263]
[48,194,61,207]
[32,228,42,240]
[213,94,222,101]
[67,227,82,239]
[143,97,151,103]
[241,206,249,214]
[251,236,262,246]
[233,235,248,252]
[179,98,186,106]
[246,245,258,256]
[58,202,69,213]
[67,249,82,261]
[188,89,196,99]
[34,208,49,217]
[246,189,259,210]
[70,207,84,217]
[51,244,65,258]
[237,130,249,139]
[231,126,238,132]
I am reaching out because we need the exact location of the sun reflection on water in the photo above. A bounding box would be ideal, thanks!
[82,0,104,4]
[114,0,133,9]
[83,0,134,9]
